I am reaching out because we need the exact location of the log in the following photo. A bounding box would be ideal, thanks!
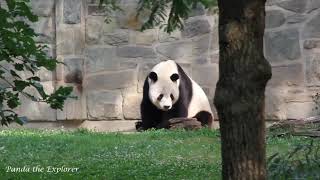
[168,118,202,130]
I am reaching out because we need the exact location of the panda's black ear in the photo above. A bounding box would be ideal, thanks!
[149,72,158,82]
[170,73,179,82]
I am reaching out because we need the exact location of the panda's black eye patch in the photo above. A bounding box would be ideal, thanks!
[157,94,163,101]
[170,94,174,100]
[149,72,158,82]
[170,73,179,82]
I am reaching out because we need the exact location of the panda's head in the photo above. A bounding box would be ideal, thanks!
[148,60,180,111]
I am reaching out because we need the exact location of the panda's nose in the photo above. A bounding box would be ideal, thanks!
[164,106,170,110]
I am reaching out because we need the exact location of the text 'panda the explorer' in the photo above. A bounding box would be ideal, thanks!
[136,60,213,131]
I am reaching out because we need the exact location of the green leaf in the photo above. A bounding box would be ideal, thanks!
[10,70,21,79]
[14,63,24,71]
[7,95,20,109]
[15,116,28,125]
[13,80,30,91]
[5,0,16,11]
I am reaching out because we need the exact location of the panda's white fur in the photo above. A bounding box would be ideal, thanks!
[136,60,213,130]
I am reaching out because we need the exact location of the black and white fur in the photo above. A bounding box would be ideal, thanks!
[136,60,213,130]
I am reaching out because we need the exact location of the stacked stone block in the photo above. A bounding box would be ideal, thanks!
[9,0,320,130]
[264,0,320,120]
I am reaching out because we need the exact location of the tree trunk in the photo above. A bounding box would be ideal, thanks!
[214,0,272,179]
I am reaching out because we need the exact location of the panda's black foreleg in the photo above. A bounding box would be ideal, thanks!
[155,120,170,129]
[193,111,213,127]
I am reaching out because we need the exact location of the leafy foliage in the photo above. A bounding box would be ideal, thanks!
[99,0,217,33]
[268,139,320,179]
[0,0,74,126]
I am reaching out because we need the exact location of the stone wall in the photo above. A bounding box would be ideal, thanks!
[6,0,320,131]
[264,0,320,120]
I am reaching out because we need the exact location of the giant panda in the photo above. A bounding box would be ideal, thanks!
[136,60,213,130]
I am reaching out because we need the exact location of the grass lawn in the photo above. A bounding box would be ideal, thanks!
[0,128,318,179]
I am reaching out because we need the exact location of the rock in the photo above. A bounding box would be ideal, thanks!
[63,0,81,24]
[159,30,181,43]
[182,18,210,38]
[85,69,138,90]
[16,81,56,121]
[104,30,129,46]
[191,64,219,86]
[307,0,320,13]
[190,3,206,17]
[265,10,285,28]
[131,29,157,45]
[116,4,149,30]
[32,17,53,43]
[156,41,193,59]
[87,4,106,16]
[264,28,301,62]
[56,83,86,120]
[63,58,83,84]
[304,39,320,49]
[277,0,308,13]
[86,90,123,120]
[56,27,85,55]
[31,0,55,16]
[116,46,156,58]
[38,67,53,82]
[85,47,119,73]
[268,63,304,86]
[303,12,320,39]
[123,93,142,119]
[286,102,317,119]
[192,34,214,56]
[286,14,306,24]
[86,17,104,44]
[80,120,137,132]
[306,54,320,85]
[265,87,287,120]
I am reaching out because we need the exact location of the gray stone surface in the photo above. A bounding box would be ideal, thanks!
[116,46,156,58]
[80,120,137,132]
[85,47,119,73]
[264,28,301,62]
[12,0,320,124]
[191,3,206,17]
[182,18,211,38]
[277,0,308,13]
[156,41,193,59]
[86,17,103,44]
[307,0,320,13]
[17,82,56,121]
[304,39,320,49]
[32,17,53,43]
[63,58,83,84]
[303,12,320,39]
[266,10,285,28]
[191,64,219,86]
[64,0,81,24]
[123,93,142,119]
[268,64,304,86]
[87,90,123,120]
[306,54,320,85]
[265,87,287,120]
[85,69,138,90]
[286,102,316,119]
[31,0,55,16]
[131,29,157,45]
[104,30,129,46]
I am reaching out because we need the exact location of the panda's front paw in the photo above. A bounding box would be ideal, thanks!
[135,121,144,131]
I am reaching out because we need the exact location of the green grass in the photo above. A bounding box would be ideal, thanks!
[0,128,317,179]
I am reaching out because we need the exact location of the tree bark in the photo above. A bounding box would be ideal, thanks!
[214,0,272,179]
